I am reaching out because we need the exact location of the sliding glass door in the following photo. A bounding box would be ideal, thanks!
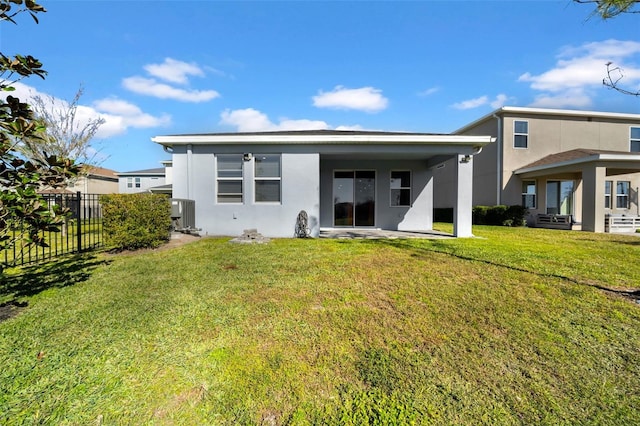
[333,171,375,226]
[546,180,574,215]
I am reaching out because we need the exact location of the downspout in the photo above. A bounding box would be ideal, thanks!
[187,144,193,200]
[492,114,502,205]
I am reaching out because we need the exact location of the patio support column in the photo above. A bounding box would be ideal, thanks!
[454,154,474,237]
[424,168,434,230]
[582,164,605,232]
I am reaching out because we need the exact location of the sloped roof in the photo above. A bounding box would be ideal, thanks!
[117,167,165,176]
[515,149,640,175]
[83,165,119,178]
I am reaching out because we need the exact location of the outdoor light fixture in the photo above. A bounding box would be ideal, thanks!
[243,153,253,161]
[460,155,471,163]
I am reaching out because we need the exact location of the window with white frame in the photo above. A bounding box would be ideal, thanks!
[605,180,612,209]
[514,120,528,148]
[631,127,640,152]
[521,180,536,209]
[390,171,411,207]
[616,181,630,209]
[254,154,281,203]
[217,154,243,203]
[126,177,141,188]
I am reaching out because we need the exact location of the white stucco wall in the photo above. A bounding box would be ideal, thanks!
[174,145,320,238]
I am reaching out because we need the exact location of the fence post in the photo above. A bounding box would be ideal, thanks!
[76,191,82,252]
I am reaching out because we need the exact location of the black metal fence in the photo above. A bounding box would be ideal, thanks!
[2,192,105,268]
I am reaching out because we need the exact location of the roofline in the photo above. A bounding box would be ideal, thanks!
[455,106,640,134]
[152,132,494,147]
[116,170,165,176]
[515,152,640,175]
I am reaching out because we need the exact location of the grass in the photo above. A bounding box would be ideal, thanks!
[1,225,640,424]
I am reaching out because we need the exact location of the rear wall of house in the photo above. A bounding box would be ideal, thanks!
[171,145,321,238]
[320,159,433,231]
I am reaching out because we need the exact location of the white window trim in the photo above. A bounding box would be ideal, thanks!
[216,154,244,204]
[390,170,411,207]
[513,120,529,149]
[630,126,640,153]
[254,154,282,204]
[604,180,612,210]
[616,181,630,209]
[522,180,536,209]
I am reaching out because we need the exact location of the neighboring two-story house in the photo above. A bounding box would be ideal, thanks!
[433,107,640,232]
[117,167,167,194]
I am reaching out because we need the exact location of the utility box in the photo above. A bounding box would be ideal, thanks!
[170,199,197,232]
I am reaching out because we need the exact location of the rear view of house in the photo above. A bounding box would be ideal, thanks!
[152,130,494,238]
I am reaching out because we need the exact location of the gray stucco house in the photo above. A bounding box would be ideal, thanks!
[152,130,494,238]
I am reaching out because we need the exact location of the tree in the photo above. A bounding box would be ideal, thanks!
[574,1,640,96]
[574,0,639,19]
[18,86,106,173]
[1,0,80,269]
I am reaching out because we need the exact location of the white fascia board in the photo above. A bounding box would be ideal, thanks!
[455,106,640,134]
[514,153,640,175]
[152,134,494,146]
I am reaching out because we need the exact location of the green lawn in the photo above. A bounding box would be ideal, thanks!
[1,226,640,424]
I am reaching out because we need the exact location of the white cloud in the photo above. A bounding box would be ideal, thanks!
[123,58,221,103]
[220,108,370,133]
[528,89,593,109]
[418,87,440,97]
[451,95,488,110]
[219,108,329,132]
[518,39,640,107]
[92,98,172,137]
[8,83,171,139]
[312,86,388,113]
[144,58,205,84]
[451,93,513,110]
[123,76,220,103]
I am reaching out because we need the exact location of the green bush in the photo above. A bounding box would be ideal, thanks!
[473,205,526,227]
[101,193,171,251]
[434,208,454,223]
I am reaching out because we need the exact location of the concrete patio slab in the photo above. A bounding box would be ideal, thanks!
[319,228,454,239]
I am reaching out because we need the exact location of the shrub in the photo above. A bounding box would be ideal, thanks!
[101,193,171,251]
[473,205,526,227]
[434,208,454,223]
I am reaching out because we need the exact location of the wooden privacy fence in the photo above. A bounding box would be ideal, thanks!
[2,192,104,268]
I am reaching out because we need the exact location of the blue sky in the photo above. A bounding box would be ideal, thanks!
[4,0,640,172]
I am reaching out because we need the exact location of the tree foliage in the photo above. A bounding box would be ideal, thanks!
[1,0,80,269]
[574,0,639,18]
[18,86,106,173]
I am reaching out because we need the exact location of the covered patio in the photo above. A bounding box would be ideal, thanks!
[515,149,640,232]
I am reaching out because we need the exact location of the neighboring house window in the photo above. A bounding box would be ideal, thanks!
[616,181,630,209]
[217,154,243,203]
[605,180,612,209]
[521,180,536,209]
[390,171,411,207]
[631,127,640,152]
[254,154,281,203]
[126,177,141,188]
[514,120,528,148]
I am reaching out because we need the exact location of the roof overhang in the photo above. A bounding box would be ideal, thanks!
[152,132,494,147]
[455,106,640,134]
[515,152,640,178]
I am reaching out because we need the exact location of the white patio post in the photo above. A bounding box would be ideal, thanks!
[454,154,474,237]
[582,164,605,232]
[424,168,434,231]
